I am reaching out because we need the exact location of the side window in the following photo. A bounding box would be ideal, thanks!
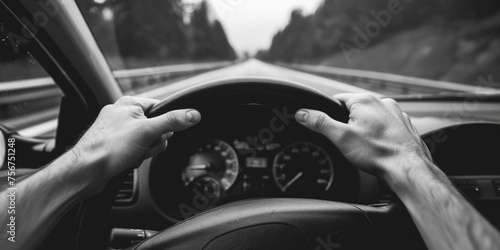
[0,21,61,138]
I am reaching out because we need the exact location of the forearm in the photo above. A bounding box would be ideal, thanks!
[385,155,500,250]
[0,149,105,250]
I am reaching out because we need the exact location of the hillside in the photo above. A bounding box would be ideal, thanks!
[259,0,500,87]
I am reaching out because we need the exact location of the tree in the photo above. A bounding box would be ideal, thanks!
[189,0,236,60]
[110,0,188,63]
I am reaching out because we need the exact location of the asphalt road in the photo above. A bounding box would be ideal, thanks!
[139,59,379,100]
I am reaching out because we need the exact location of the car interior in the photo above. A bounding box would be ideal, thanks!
[1,0,500,249]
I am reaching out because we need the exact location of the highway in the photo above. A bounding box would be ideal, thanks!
[138,59,378,100]
[6,59,499,137]
[9,59,376,137]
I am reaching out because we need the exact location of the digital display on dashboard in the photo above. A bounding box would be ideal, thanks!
[246,157,268,168]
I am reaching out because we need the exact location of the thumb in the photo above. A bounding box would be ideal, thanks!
[295,109,348,142]
[147,109,201,135]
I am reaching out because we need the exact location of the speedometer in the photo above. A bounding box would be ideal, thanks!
[182,139,239,191]
[273,142,334,192]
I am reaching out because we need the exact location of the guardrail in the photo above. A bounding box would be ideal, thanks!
[114,61,235,95]
[277,62,499,95]
[0,78,61,133]
[0,61,235,135]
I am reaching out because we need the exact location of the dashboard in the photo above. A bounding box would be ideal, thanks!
[105,100,500,232]
[2,98,500,232]
[149,104,359,220]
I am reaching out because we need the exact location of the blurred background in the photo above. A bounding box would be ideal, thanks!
[2,0,500,86]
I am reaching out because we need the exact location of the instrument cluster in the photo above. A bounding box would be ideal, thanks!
[182,139,335,199]
[149,104,359,220]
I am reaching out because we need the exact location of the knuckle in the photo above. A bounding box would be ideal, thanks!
[383,98,398,106]
[119,95,132,101]
[100,104,113,114]
[117,96,134,105]
[356,93,378,104]
[102,104,113,111]
[384,98,401,109]
[129,105,144,114]
[382,98,402,112]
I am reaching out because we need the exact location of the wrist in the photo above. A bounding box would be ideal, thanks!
[55,145,109,198]
[381,152,446,195]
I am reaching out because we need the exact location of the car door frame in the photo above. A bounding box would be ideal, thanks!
[1,1,124,249]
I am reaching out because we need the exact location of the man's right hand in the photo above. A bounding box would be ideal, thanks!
[294,93,436,181]
[295,93,500,250]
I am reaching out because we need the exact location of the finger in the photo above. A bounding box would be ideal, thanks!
[150,132,172,148]
[115,96,160,110]
[165,132,174,140]
[333,93,357,103]
[146,109,201,135]
[334,93,379,110]
[143,140,169,159]
[420,138,433,160]
[130,161,143,169]
[144,132,173,159]
[144,133,171,159]
[295,109,348,141]
[332,93,357,109]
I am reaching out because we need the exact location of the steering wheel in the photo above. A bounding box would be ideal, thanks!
[76,77,425,250]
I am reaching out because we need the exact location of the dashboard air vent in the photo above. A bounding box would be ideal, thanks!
[114,169,137,205]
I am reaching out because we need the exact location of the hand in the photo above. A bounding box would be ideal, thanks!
[72,96,201,187]
[295,93,433,179]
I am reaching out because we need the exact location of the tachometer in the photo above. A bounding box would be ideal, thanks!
[182,139,239,191]
[273,142,333,192]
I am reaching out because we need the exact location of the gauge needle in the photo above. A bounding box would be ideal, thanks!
[185,163,211,170]
[282,172,303,191]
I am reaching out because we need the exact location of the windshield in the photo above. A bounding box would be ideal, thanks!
[76,0,500,97]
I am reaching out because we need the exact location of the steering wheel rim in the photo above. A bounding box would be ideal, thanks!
[72,77,423,250]
[134,198,378,250]
[146,77,349,121]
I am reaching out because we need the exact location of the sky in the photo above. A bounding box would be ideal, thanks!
[184,0,324,56]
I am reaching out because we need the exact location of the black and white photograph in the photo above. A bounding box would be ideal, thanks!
[1,0,500,249]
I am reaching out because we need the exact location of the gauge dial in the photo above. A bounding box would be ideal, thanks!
[273,142,334,192]
[182,139,239,190]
